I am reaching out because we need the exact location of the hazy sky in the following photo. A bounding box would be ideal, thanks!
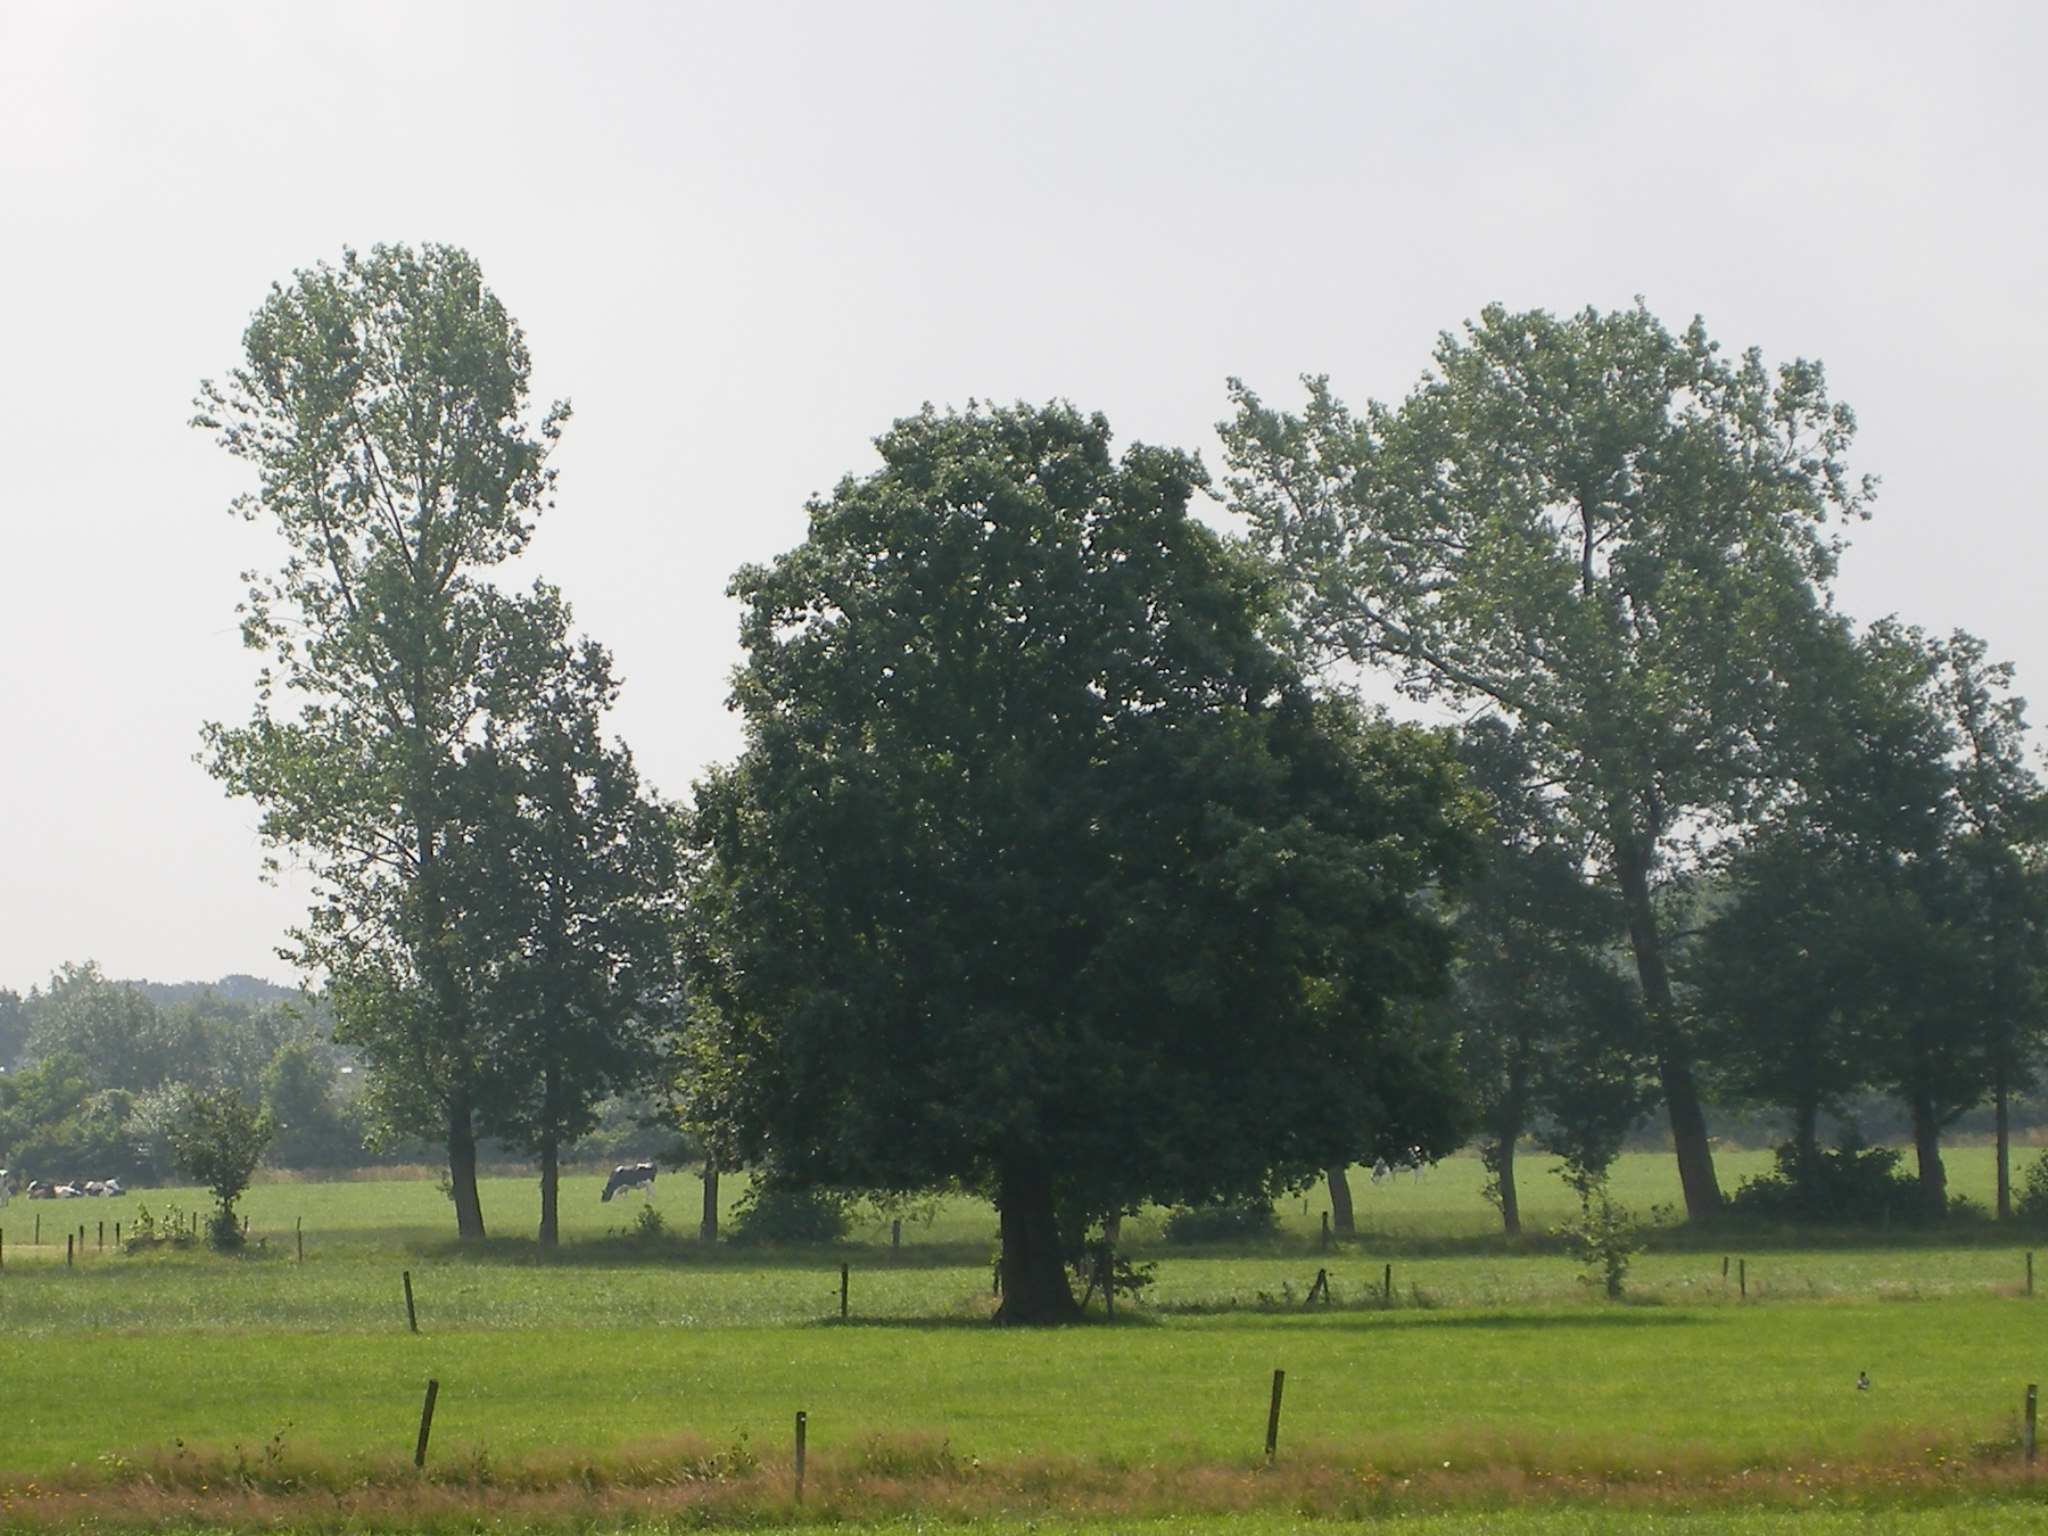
[3,1,2043,993]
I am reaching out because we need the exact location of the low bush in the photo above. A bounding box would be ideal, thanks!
[725,1184,851,1244]
[1727,1134,1927,1225]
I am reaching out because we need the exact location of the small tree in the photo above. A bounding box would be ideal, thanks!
[1556,1171,1647,1300]
[169,1088,274,1249]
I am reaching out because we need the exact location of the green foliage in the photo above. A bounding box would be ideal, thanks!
[0,987,25,1068]
[261,1041,360,1169]
[122,1201,200,1252]
[1446,720,1654,1233]
[2017,1151,2048,1227]
[1222,305,1876,1220]
[1161,1201,1280,1245]
[1727,1135,1927,1226]
[1554,1176,1649,1299]
[687,400,1478,1319]
[725,1184,852,1245]
[168,1088,274,1247]
[195,242,673,1242]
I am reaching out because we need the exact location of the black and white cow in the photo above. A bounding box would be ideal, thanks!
[601,1162,657,1202]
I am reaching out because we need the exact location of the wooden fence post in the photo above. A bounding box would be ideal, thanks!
[1383,1262,1393,1303]
[839,1262,849,1321]
[1739,1259,1747,1299]
[1264,1368,1286,1463]
[414,1379,440,1469]
[66,1233,73,1267]
[2028,1251,2035,1298]
[403,1270,419,1333]
[2027,1383,2038,1465]
[891,1218,901,1250]
[794,1410,807,1503]
[297,1217,304,1265]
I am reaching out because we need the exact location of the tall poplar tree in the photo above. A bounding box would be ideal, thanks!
[1221,304,1872,1218]
[197,243,569,1239]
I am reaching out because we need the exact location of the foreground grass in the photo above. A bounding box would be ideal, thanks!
[4,1297,2041,1476]
[6,1152,2048,1530]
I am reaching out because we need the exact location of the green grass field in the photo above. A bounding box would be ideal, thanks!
[4,1149,2048,1533]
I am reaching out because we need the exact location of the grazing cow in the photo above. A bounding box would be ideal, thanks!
[54,1182,84,1199]
[1369,1147,1434,1187]
[601,1162,657,1202]
[84,1179,122,1197]
[0,1168,9,1208]
[26,1179,55,1200]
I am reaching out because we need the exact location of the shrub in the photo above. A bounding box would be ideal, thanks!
[725,1184,850,1245]
[2017,1152,2048,1226]
[1161,1200,1277,1245]
[1727,1134,1926,1225]
[1554,1175,1651,1299]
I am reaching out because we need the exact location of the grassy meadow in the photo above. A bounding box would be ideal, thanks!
[3,1147,2048,1533]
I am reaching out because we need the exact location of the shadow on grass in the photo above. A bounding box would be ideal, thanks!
[1162,1303,1701,1332]
[404,1233,1001,1272]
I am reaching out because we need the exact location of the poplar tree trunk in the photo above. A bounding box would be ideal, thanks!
[537,1061,563,1249]
[699,1154,720,1242]
[1996,1070,2012,1221]
[1910,1094,1948,1212]
[1496,1136,1521,1237]
[1614,838,1721,1219]
[1326,1166,1355,1235]
[993,1164,1078,1325]
[447,1096,487,1241]
[538,1135,560,1249]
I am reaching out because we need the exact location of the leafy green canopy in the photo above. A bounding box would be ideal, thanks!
[1220,303,1873,1219]
[193,244,676,1240]
[687,403,1478,1244]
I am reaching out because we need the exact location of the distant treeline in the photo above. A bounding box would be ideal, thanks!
[0,965,664,1185]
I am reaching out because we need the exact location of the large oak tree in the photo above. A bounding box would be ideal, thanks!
[685,402,1477,1322]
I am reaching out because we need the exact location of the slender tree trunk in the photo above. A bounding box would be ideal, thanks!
[1996,1067,2012,1221]
[1613,838,1721,1219]
[537,1061,562,1249]
[699,1153,719,1242]
[447,1095,486,1241]
[994,1164,1078,1325]
[1910,1093,1948,1213]
[1496,1136,1521,1238]
[1326,1166,1355,1236]
[1102,1211,1122,1246]
[538,1135,559,1249]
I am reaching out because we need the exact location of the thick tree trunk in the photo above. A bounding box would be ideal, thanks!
[1326,1167,1355,1236]
[1496,1136,1521,1238]
[538,1135,559,1249]
[1996,1069,2012,1221]
[447,1096,486,1241]
[1614,838,1721,1219]
[1791,1096,1821,1207]
[993,1165,1078,1325]
[699,1154,719,1242]
[1910,1093,1948,1213]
